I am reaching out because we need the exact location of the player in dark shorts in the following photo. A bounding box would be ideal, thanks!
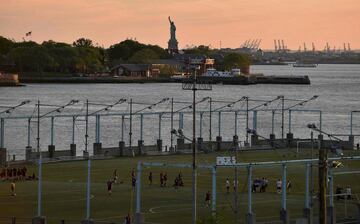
[163,173,168,187]
[160,172,164,187]
[125,213,131,224]
[107,179,113,195]
[205,191,211,208]
[132,176,136,189]
[148,172,153,185]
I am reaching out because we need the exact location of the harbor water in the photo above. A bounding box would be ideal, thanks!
[0,64,360,159]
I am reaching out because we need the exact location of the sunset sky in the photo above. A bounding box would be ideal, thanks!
[1,0,359,50]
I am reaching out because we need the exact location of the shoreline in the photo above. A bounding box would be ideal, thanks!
[18,75,310,85]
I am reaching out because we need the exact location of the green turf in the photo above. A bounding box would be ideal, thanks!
[1,149,360,224]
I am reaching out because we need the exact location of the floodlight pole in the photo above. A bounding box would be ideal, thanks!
[170,98,174,150]
[192,71,197,224]
[246,97,249,144]
[85,99,91,221]
[36,100,42,217]
[130,99,133,156]
[182,68,212,224]
[209,97,212,143]
[281,96,285,141]
[85,99,89,153]
[319,142,327,224]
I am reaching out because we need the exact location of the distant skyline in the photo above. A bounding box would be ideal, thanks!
[1,0,359,50]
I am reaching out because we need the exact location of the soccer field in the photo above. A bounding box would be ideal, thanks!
[1,149,360,224]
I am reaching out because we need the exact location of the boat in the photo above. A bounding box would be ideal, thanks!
[292,62,317,68]
[203,68,242,77]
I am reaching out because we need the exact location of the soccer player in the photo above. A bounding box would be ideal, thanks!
[205,191,211,208]
[225,178,230,194]
[287,180,292,193]
[124,213,131,224]
[107,179,113,195]
[113,169,118,184]
[276,179,282,194]
[163,173,168,187]
[160,172,164,187]
[233,179,238,192]
[132,176,136,189]
[11,181,16,196]
[148,171,153,186]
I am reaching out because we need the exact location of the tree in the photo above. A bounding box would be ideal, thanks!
[73,38,94,48]
[107,39,169,66]
[42,40,78,72]
[0,36,14,55]
[129,49,159,63]
[184,45,212,56]
[9,46,54,73]
[222,53,251,70]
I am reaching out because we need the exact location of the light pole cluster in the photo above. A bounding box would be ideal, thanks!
[307,123,344,224]
[33,99,79,222]
[0,100,31,166]
[82,99,126,222]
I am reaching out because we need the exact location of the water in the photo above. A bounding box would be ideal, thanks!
[1,64,360,158]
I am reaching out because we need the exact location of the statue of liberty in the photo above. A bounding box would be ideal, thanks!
[167,16,178,54]
[168,16,176,40]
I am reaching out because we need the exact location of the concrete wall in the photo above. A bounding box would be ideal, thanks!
[252,134,354,150]
[25,146,75,160]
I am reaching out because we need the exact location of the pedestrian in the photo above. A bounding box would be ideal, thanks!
[276,179,282,194]
[287,180,292,193]
[226,178,230,194]
[148,171,153,186]
[11,181,16,196]
[205,190,211,208]
[107,179,113,195]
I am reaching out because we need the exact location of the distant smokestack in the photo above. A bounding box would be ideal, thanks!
[348,43,351,51]
[312,42,315,52]
[303,42,307,52]
[343,43,346,52]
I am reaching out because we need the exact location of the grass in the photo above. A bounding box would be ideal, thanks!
[1,149,360,224]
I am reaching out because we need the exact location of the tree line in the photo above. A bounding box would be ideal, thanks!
[0,36,250,75]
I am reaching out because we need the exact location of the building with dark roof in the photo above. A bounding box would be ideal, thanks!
[111,64,151,77]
